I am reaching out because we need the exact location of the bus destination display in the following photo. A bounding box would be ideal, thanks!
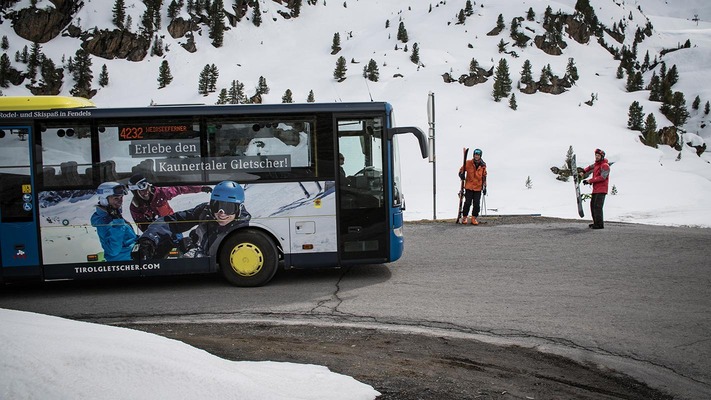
[118,124,195,141]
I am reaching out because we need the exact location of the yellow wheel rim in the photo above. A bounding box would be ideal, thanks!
[229,243,264,277]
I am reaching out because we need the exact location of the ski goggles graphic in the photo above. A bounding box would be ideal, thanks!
[128,178,151,191]
[104,185,128,197]
[209,199,241,216]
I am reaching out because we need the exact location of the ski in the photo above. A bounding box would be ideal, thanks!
[570,154,585,218]
[455,147,469,224]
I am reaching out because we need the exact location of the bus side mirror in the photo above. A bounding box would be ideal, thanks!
[387,127,428,159]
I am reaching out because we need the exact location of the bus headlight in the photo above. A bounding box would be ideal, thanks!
[393,225,403,237]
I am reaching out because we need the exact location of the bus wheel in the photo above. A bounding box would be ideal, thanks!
[219,230,278,287]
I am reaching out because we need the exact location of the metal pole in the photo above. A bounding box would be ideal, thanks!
[427,92,436,220]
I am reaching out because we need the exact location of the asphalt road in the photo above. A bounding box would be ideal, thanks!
[1,218,710,398]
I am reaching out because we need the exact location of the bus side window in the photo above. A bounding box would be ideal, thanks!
[206,119,315,182]
[40,123,93,188]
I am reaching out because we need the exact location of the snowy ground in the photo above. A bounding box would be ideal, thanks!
[0,308,379,400]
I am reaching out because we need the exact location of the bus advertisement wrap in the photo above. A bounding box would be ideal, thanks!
[39,181,336,268]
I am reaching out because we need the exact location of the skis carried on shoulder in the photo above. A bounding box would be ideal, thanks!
[570,153,585,218]
[456,147,469,224]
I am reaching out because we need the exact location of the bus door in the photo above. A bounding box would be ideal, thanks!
[0,125,40,277]
[337,118,388,262]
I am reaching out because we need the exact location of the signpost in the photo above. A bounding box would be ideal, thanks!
[427,92,436,220]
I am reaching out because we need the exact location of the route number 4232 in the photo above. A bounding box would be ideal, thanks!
[119,127,144,140]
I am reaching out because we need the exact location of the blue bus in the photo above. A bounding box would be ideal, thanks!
[0,96,427,286]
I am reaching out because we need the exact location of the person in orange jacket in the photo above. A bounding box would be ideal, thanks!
[458,148,487,225]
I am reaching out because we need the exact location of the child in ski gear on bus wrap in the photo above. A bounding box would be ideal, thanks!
[128,173,212,233]
[135,181,251,260]
[91,182,138,261]
[458,148,487,225]
[581,148,610,229]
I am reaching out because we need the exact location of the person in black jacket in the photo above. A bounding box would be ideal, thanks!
[135,181,250,260]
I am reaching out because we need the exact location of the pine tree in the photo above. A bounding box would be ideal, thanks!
[1,36,9,51]
[410,42,420,65]
[492,58,512,102]
[157,60,173,88]
[27,42,42,82]
[38,57,62,94]
[282,89,293,103]
[363,59,380,82]
[228,80,246,104]
[307,90,315,102]
[464,0,473,16]
[208,63,218,92]
[198,64,210,95]
[98,64,109,87]
[648,75,662,103]
[642,113,658,147]
[555,146,574,182]
[209,0,226,47]
[510,16,520,33]
[0,53,11,88]
[112,0,126,28]
[331,32,341,54]
[469,58,479,73]
[642,50,650,71]
[627,101,644,131]
[151,35,164,56]
[70,48,93,98]
[291,0,302,17]
[543,6,553,26]
[566,57,579,82]
[539,66,550,85]
[252,0,262,27]
[65,55,74,73]
[526,7,535,21]
[616,64,624,79]
[333,56,347,81]
[153,0,162,31]
[216,88,228,104]
[509,93,518,110]
[497,38,506,53]
[232,0,245,20]
[520,59,533,86]
[705,101,710,115]
[575,0,599,28]
[456,9,465,25]
[397,21,408,43]
[496,14,505,30]
[256,76,269,95]
[167,0,181,19]
[692,95,701,111]
[141,0,158,36]
[625,71,643,92]
[663,91,690,127]
[525,176,532,189]
[666,64,679,86]
[20,45,29,63]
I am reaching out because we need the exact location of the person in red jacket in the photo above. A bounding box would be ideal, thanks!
[458,148,487,225]
[582,148,610,229]
[128,174,212,233]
